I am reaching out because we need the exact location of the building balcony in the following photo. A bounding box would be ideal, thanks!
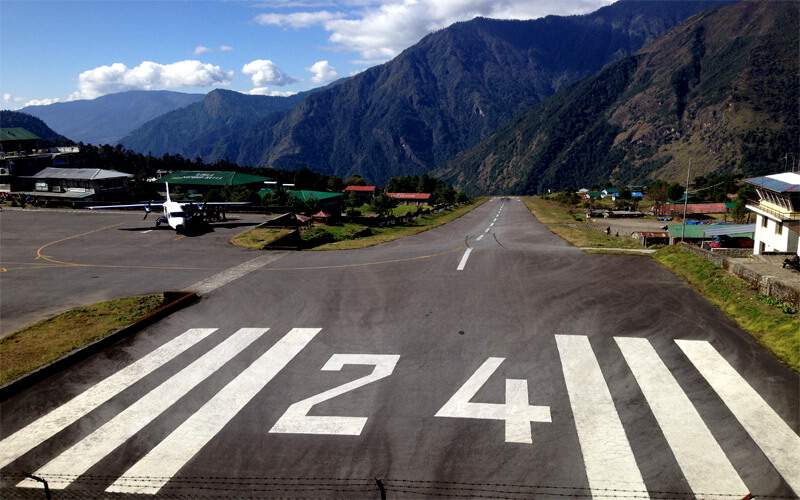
[746,203,800,221]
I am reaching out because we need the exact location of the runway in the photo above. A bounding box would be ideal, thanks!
[1,198,798,499]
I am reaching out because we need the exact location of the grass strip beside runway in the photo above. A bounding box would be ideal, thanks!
[654,246,800,372]
[231,228,294,250]
[0,294,165,385]
[522,197,644,249]
[312,198,488,250]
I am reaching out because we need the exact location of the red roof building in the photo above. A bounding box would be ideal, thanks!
[387,192,432,205]
[344,185,376,192]
[655,203,728,215]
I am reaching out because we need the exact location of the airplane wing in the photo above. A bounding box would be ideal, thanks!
[202,202,251,206]
[89,203,164,210]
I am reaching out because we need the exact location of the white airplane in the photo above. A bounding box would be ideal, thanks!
[89,182,250,233]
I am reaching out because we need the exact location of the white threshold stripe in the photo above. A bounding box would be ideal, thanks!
[676,340,800,494]
[615,338,747,495]
[187,253,284,296]
[19,328,269,490]
[457,248,473,271]
[0,328,217,470]
[107,328,321,495]
[555,335,647,495]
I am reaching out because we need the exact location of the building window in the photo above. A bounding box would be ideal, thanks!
[776,222,783,235]
[761,216,768,228]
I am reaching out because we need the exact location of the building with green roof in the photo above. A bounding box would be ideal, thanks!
[159,170,272,186]
[0,128,41,153]
[259,188,343,213]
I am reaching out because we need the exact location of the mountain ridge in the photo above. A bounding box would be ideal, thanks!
[435,0,799,194]
[20,90,204,145]
[120,0,722,183]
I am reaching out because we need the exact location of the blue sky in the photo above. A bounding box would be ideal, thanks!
[1,0,612,108]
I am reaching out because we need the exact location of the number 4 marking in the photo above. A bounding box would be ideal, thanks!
[270,354,400,436]
[435,357,551,444]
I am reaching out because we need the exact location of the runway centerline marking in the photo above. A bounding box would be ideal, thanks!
[476,234,484,241]
[676,340,800,494]
[616,337,747,495]
[457,247,473,271]
[0,328,217,470]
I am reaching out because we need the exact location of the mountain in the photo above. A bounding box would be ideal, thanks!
[20,90,203,145]
[0,110,72,145]
[120,89,305,164]
[121,1,721,182]
[436,0,799,194]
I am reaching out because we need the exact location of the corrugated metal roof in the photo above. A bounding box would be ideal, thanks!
[259,188,342,203]
[0,127,41,141]
[745,172,800,193]
[703,224,756,237]
[667,223,754,239]
[160,171,271,186]
[658,203,727,214]
[26,167,132,180]
[344,185,376,192]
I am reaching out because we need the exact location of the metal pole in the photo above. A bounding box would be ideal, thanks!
[681,159,691,242]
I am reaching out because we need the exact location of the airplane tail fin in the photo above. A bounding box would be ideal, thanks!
[165,181,171,202]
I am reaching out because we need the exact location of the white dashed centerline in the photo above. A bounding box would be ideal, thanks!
[476,234,484,241]
[457,248,473,271]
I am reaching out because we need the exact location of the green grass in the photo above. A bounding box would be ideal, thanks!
[313,198,488,250]
[522,196,644,249]
[654,246,800,372]
[231,227,294,250]
[0,294,166,385]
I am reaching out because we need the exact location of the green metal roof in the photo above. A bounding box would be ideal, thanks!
[667,223,754,239]
[0,127,40,141]
[259,188,343,203]
[160,170,271,186]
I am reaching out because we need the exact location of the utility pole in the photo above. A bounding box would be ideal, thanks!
[681,159,691,243]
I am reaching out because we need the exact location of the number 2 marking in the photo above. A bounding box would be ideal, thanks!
[269,354,400,435]
[435,357,551,443]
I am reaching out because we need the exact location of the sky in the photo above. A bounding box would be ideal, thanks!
[1,0,614,109]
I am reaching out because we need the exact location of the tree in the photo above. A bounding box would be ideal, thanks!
[667,183,685,202]
[371,193,398,217]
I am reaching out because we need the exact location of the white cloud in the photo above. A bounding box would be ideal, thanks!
[242,59,297,87]
[220,44,234,52]
[2,93,11,102]
[72,60,233,99]
[255,0,614,61]
[194,45,211,55]
[247,87,298,97]
[307,60,338,83]
[23,97,62,107]
[254,10,345,28]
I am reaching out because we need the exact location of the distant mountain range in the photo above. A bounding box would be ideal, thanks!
[121,89,305,163]
[436,0,799,194]
[20,90,203,145]
[0,110,72,145]
[118,0,719,183]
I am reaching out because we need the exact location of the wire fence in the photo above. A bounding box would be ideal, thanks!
[1,472,795,500]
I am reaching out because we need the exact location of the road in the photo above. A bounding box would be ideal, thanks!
[1,198,798,499]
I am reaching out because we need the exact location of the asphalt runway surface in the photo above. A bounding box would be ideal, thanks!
[1,198,798,499]
[0,209,264,334]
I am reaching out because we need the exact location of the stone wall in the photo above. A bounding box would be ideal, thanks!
[678,243,800,308]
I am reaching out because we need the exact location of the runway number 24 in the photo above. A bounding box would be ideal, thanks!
[269,355,550,444]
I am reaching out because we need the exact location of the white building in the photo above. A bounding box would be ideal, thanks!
[745,172,800,256]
